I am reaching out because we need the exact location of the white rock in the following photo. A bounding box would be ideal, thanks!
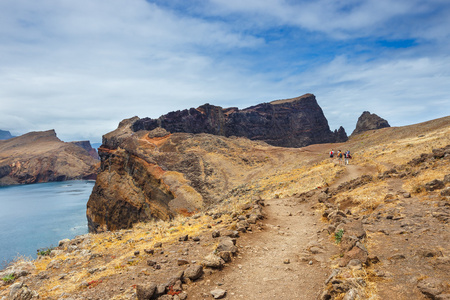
[211,288,227,299]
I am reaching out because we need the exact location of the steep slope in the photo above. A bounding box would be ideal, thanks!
[132,93,347,147]
[87,116,335,233]
[0,130,98,186]
[70,141,100,160]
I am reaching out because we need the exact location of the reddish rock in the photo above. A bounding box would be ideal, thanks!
[340,246,368,267]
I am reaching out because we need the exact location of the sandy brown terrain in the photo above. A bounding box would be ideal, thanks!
[1,116,449,299]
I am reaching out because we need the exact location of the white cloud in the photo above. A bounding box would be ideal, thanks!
[299,55,450,133]
[207,0,450,40]
[0,0,267,141]
[0,0,448,143]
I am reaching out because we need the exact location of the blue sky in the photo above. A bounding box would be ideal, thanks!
[0,0,449,143]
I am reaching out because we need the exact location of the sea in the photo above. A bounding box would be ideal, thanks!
[0,180,95,266]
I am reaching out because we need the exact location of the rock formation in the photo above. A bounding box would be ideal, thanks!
[87,94,349,233]
[87,114,331,233]
[132,94,347,147]
[351,111,390,136]
[0,130,99,186]
[0,130,13,140]
[70,141,100,160]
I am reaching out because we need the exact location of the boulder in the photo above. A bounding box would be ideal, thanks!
[136,283,157,300]
[184,265,203,281]
[340,246,368,267]
[425,180,445,191]
[417,278,445,299]
[210,289,227,299]
[343,220,366,239]
[8,282,39,300]
[441,187,450,197]
[203,254,225,269]
[216,237,238,254]
[220,230,239,238]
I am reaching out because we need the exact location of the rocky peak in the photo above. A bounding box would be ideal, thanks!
[334,126,348,141]
[351,111,390,136]
[131,94,347,148]
[70,141,100,160]
[269,93,315,105]
[0,130,14,140]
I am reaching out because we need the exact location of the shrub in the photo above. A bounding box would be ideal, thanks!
[37,246,54,256]
[335,229,344,244]
[1,274,15,283]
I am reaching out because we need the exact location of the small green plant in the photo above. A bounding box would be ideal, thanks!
[1,274,15,283]
[335,229,344,244]
[37,246,54,256]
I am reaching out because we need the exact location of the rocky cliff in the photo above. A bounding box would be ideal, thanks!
[132,94,347,147]
[70,141,100,160]
[0,130,13,140]
[86,116,328,233]
[0,130,99,186]
[351,111,390,136]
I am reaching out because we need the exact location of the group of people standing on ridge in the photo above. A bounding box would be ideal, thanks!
[329,149,352,165]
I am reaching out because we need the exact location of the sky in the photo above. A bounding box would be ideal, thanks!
[0,0,449,143]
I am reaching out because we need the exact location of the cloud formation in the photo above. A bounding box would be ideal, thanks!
[0,0,449,142]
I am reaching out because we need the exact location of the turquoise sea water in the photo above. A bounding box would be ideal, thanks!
[0,180,94,265]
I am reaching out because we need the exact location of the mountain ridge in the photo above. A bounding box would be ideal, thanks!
[0,130,99,186]
[132,93,348,148]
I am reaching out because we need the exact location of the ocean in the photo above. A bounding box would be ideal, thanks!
[0,180,94,266]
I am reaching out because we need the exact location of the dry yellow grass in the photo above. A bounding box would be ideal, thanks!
[228,160,346,202]
[404,166,449,195]
[26,211,227,298]
[333,180,389,213]
[349,118,450,170]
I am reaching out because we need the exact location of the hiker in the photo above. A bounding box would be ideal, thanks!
[337,150,343,165]
[345,150,351,165]
[330,149,334,158]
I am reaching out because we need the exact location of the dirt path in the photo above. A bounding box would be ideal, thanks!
[187,197,336,299]
[331,163,370,188]
[187,159,373,299]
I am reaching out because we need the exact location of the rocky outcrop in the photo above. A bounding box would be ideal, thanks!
[0,130,13,140]
[0,130,98,186]
[132,94,347,147]
[70,141,100,160]
[87,114,327,233]
[351,111,390,136]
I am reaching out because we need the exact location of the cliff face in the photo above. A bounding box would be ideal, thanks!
[87,94,348,232]
[86,115,329,233]
[0,130,99,186]
[0,130,13,140]
[70,141,100,160]
[132,94,347,147]
[351,111,390,136]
